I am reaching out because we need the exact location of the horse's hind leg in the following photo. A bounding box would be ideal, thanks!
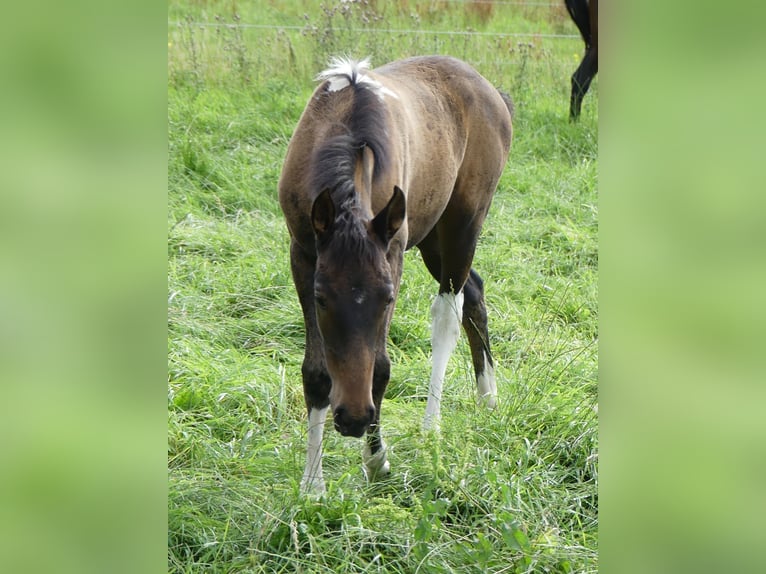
[462,269,497,407]
[423,288,464,431]
[417,230,473,431]
[566,0,597,120]
[570,46,597,119]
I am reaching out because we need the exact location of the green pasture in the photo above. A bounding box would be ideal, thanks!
[168,1,597,571]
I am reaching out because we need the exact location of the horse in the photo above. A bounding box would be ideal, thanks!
[278,56,514,493]
[565,0,598,119]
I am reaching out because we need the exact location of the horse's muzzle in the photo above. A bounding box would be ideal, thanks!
[333,405,375,438]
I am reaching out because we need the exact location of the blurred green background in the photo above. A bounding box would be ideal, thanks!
[601,1,766,572]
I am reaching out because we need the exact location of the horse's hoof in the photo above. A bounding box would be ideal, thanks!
[479,393,497,409]
[363,444,390,481]
[422,415,441,434]
[364,459,390,482]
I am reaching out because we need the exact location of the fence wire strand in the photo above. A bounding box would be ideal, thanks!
[168,21,578,40]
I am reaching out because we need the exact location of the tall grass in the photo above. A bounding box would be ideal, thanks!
[169,1,597,571]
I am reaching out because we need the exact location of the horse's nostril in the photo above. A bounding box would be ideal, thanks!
[333,405,346,422]
[366,405,376,423]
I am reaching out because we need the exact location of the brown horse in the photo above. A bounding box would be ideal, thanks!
[565,0,598,119]
[278,56,513,493]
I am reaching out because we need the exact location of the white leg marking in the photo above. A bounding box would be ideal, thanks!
[301,406,328,494]
[423,291,464,431]
[362,439,390,481]
[476,351,497,408]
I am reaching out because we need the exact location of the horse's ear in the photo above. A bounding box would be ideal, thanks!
[311,188,335,242]
[371,186,406,246]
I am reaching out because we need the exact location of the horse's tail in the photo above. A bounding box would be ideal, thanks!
[497,89,515,121]
[564,0,591,45]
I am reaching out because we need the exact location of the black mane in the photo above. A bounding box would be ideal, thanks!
[310,82,391,210]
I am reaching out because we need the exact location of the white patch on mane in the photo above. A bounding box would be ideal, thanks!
[315,56,398,100]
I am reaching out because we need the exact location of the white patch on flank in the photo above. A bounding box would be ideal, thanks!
[301,406,328,494]
[476,352,497,408]
[423,291,464,431]
[362,439,390,481]
[315,56,399,100]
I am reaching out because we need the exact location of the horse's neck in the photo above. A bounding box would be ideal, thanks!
[353,145,375,217]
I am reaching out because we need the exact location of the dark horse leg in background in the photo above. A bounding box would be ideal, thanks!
[565,0,598,119]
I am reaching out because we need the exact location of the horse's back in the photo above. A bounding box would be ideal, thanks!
[279,56,513,250]
[374,56,512,149]
[372,56,513,244]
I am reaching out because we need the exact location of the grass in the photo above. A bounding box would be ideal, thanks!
[168,1,597,572]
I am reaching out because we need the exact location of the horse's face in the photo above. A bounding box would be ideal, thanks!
[311,187,405,437]
[313,252,394,437]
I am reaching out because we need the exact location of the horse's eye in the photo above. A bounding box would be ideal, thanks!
[315,294,327,310]
[385,293,394,307]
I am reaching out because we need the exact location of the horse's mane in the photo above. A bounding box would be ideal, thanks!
[311,58,391,213]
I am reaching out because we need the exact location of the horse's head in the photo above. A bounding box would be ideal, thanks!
[311,186,405,437]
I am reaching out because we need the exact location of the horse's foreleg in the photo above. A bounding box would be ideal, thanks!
[302,404,329,493]
[299,357,331,495]
[290,241,331,494]
[300,355,332,493]
[363,426,390,481]
[363,350,392,480]
[462,269,497,408]
[423,290,464,431]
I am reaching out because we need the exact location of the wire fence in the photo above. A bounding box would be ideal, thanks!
[168,0,583,90]
[167,20,578,40]
[439,0,561,5]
